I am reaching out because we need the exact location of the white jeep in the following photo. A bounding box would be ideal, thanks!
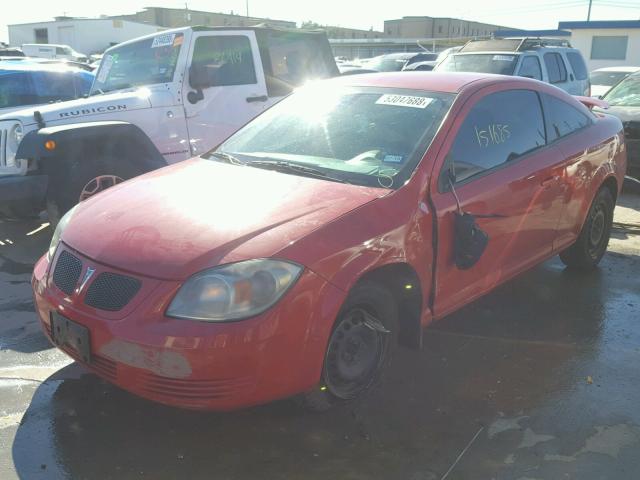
[0,26,338,222]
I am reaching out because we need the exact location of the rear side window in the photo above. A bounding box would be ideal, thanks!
[192,35,257,87]
[519,56,542,80]
[542,94,591,142]
[544,53,567,84]
[566,52,588,80]
[447,89,546,184]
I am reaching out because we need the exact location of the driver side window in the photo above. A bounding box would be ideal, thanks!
[192,35,257,87]
[445,89,546,185]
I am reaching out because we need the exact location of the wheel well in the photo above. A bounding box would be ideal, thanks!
[601,176,618,202]
[355,263,423,349]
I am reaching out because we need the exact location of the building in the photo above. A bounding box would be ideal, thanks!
[114,6,295,30]
[310,25,386,40]
[557,20,640,70]
[8,17,162,54]
[384,16,507,39]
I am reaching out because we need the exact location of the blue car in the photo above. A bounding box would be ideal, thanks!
[0,60,94,114]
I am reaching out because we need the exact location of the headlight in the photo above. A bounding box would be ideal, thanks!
[167,259,303,321]
[47,205,78,261]
[8,124,23,149]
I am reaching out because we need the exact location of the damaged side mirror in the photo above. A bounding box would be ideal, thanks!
[447,167,489,270]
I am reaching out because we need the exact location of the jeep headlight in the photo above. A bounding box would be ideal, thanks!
[47,205,78,261]
[167,259,303,321]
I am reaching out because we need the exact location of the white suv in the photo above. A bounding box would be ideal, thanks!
[434,37,590,96]
[0,26,338,222]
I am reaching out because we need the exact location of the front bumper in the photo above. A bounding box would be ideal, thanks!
[0,174,47,215]
[32,245,347,410]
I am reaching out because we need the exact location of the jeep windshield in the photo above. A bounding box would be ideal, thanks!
[91,33,184,94]
[210,86,455,189]
[436,53,518,75]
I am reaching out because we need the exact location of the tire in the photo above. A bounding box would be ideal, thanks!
[559,187,614,270]
[298,282,398,412]
[46,156,143,226]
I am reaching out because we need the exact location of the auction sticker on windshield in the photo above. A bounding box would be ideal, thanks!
[376,94,433,109]
[152,33,176,48]
[493,55,515,61]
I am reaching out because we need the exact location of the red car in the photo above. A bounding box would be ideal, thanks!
[32,73,626,411]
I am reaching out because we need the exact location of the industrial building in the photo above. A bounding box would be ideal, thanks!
[8,17,161,55]
[113,6,295,30]
[384,16,507,39]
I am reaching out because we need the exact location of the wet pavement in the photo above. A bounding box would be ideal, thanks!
[0,195,639,480]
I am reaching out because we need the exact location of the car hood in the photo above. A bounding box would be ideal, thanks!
[62,159,389,280]
[0,88,154,126]
[599,105,640,122]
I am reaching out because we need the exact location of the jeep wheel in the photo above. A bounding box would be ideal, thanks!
[298,283,397,412]
[559,187,614,270]
[46,157,142,226]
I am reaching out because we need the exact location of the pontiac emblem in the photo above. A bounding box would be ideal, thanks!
[78,267,96,293]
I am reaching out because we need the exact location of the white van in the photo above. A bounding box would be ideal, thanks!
[21,44,88,63]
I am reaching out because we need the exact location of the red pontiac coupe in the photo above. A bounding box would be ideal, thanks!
[32,73,627,411]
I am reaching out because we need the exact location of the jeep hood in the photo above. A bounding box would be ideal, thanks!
[0,88,155,126]
[62,159,389,280]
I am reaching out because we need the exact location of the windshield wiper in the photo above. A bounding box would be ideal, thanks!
[208,151,246,165]
[248,159,349,184]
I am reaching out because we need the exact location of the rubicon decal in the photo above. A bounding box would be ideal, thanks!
[59,105,128,118]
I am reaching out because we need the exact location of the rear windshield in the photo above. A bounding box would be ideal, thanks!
[436,53,518,75]
[603,74,640,107]
[590,70,631,87]
[213,86,455,189]
[566,52,588,80]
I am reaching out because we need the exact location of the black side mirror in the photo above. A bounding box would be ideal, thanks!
[187,63,216,104]
[454,212,489,270]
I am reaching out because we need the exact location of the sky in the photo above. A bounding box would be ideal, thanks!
[2,0,639,42]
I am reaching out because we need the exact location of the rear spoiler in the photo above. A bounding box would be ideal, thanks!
[575,96,609,110]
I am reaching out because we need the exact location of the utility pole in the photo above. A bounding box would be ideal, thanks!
[587,0,593,21]
[246,0,249,17]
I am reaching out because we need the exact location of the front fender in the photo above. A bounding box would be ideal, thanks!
[16,121,167,173]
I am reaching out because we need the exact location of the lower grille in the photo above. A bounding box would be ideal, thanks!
[52,250,82,295]
[138,372,254,401]
[84,272,141,311]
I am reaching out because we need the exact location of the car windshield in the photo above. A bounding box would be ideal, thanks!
[91,32,183,94]
[590,70,631,87]
[436,53,518,75]
[210,86,455,189]
[603,74,640,107]
[366,56,411,72]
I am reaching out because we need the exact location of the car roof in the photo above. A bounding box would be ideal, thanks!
[331,71,532,94]
[592,66,640,73]
[0,61,93,75]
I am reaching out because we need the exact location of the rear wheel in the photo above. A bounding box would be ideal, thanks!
[299,283,397,412]
[559,187,614,270]
[46,156,142,226]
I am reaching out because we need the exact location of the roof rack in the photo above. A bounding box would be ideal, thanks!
[459,37,572,53]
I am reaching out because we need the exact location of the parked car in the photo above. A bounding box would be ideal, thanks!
[362,53,419,72]
[32,72,626,412]
[402,52,441,71]
[21,43,88,63]
[596,70,640,178]
[434,37,590,96]
[590,66,640,98]
[0,61,94,115]
[0,47,24,57]
[0,26,338,222]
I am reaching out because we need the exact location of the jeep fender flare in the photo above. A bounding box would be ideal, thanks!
[17,121,168,177]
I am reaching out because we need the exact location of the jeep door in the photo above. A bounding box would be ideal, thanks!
[429,86,567,318]
[182,30,270,156]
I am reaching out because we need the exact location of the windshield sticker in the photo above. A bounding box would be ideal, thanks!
[376,94,433,109]
[151,33,176,48]
[493,55,515,62]
[97,55,114,83]
[383,154,404,164]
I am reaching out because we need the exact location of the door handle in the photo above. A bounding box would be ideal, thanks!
[246,95,268,103]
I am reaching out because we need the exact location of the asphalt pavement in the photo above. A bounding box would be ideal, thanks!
[0,194,639,480]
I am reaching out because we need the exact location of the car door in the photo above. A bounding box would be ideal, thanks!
[182,30,270,156]
[429,87,567,317]
[517,55,543,81]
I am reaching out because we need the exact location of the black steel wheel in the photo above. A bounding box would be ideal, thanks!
[560,186,615,270]
[299,282,397,412]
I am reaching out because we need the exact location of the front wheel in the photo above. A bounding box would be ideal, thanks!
[559,187,614,270]
[299,283,398,412]
[46,157,142,226]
